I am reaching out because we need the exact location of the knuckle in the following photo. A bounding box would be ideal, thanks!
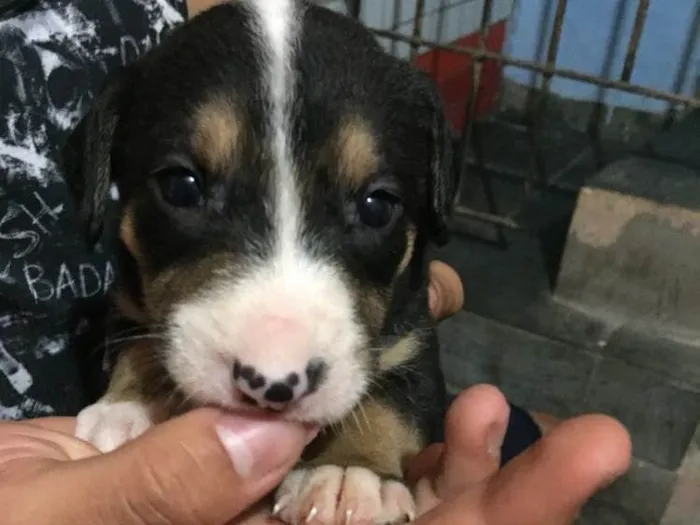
[114,443,214,525]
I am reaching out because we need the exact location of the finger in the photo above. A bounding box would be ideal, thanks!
[428,261,464,320]
[30,408,312,525]
[436,384,509,496]
[406,384,509,488]
[406,443,444,486]
[187,0,231,18]
[482,414,632,525]
[408,385,509,518]
[23,417,78,435]
[0,421,98,468]
[529,411,561,436]
[21,417,102,460]
[414,415,631,525]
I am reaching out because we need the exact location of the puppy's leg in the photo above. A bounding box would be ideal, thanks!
[75,341,175,453]
[275,398,423,525]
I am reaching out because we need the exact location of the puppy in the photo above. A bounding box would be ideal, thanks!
[64,1,458,524]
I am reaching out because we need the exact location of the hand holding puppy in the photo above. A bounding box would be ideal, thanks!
[0,267,630,525]
[0,409,313,525]
[408,386,631,525]
[0,386,630,525]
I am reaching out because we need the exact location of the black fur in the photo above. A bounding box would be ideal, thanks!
[63,0,455,450]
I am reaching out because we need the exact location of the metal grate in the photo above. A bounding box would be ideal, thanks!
[332,0,700,241]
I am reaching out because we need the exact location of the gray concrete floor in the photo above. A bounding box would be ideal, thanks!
[434,109,700,524]
[435,233,693,524]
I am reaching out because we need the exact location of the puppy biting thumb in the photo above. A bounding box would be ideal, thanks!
[39,409,314,525]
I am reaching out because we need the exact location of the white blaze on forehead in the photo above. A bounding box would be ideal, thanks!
[165,2,370,424]
[245,0,301,258]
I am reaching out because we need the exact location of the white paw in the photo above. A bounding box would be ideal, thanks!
[75,400,153,453]
[274,465,415,525]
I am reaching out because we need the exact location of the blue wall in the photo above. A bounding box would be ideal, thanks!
[503,0,700,112]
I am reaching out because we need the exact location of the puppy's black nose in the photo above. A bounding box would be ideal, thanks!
[264,382,294,403]
[233,358,328,409]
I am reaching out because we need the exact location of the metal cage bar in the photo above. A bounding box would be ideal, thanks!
[664,0,700,127]
[620,0,650,83]
[348,0,700,233]
[587,0,631,165]
[409,0,426,61]
[450,0,511,242]
[528,0,568,187]
[369,29,700,108]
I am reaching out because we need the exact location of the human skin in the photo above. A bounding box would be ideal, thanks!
[0,4,629,525]
[407,386,632,525]
[188,0,233,17]
[0,262,631,525]
[0,384,631,525]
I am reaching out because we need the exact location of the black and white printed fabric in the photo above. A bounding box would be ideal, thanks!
[0,0,188,419]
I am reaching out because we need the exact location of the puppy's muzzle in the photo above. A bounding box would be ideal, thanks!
[166,255,368,423]
[230,314,329,411]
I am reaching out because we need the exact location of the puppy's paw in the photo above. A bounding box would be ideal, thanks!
[75,400,153,453]
[274,465,415,525]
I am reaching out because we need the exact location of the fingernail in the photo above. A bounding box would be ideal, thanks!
[486,422,505,458]
[215,415,307,479]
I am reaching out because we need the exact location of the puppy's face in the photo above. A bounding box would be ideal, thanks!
[64,1,456,425]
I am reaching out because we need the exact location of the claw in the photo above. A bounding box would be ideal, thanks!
[306,506,319,523]
[273,495,291,517]
[345,509,353,525]
[406,510,415,523]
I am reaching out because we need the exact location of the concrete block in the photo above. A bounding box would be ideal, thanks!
[434,229,613,352]
[605,325,700,391]
[554,157,700,337]
[583,357,700,470]
[651,109,700,170]
[438,311,596,418]
[660,422,700,525]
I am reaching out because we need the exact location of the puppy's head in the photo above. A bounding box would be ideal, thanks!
[63,1,457,425]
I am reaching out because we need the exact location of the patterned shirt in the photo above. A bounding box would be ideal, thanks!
[0,0,187,419]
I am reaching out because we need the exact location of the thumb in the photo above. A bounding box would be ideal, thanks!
[436,385,509,496]
[27,408,313,525]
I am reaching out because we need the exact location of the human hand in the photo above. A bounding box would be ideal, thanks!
[407,385,633,525]
[187,0,235,18]
[186,384,633,525]
[0,384,628,525]
[0,409,315,525]
[0,260,460,525]
[427,261,464,321]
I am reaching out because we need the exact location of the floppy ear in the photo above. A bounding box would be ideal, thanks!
[423,79,459,246]
[62,77,124,247]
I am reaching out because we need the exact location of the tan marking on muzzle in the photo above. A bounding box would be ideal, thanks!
[117,204,154,323]
[143,253,237,323]
[101,340,184,421]
[191,95,243,174]
[113,287,149,324]
[356,286,391,337]
[303,398,423,479]
[378,333,420,373]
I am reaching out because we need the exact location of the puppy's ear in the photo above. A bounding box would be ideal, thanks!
[424,80,459,246]
[62,77,124,247]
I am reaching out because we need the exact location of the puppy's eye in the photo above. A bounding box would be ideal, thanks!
[155,167,203,208]
[357,189,402,229]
